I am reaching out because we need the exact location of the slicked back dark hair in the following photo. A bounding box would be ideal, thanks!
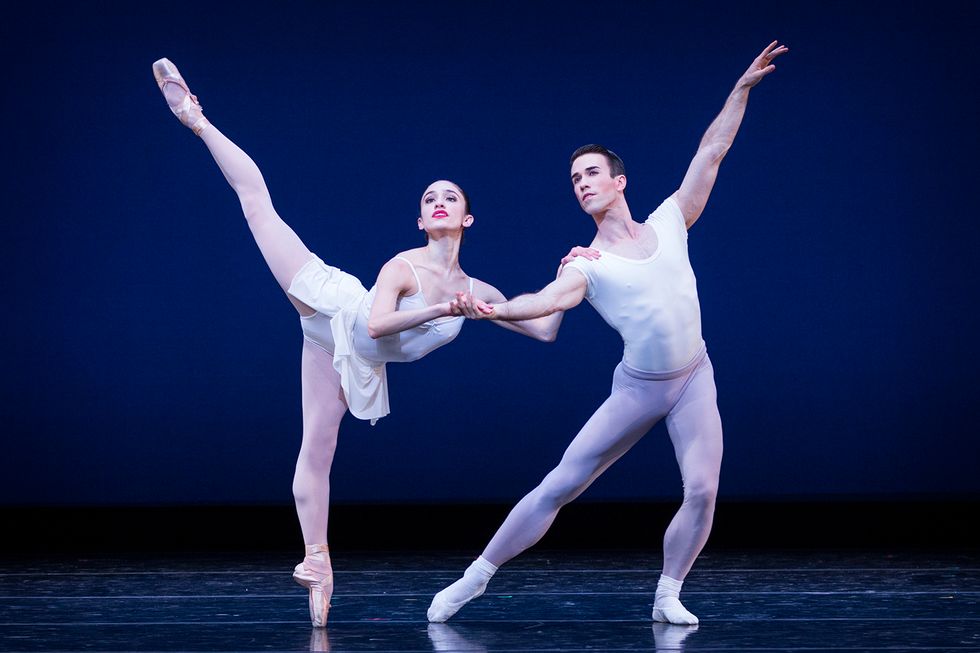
[569,144,626,178]
[423,180,471,215]
[456,183,471,215]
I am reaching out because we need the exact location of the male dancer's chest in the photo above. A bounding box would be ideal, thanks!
[588,226,695,304]
[591,222,660,260]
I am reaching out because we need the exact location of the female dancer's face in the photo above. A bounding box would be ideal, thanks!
[418,180,473,238]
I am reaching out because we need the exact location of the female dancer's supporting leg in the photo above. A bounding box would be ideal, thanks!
[154,59,344,626]
[292,339,346,627]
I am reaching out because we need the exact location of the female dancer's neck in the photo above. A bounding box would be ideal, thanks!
[423,234,463,272]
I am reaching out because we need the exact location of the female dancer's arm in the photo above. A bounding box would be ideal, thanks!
[365,259,454,339]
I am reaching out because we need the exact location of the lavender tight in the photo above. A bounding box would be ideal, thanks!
[483,348,723,581]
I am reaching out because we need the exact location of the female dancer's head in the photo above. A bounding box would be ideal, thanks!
[418,180,473,241]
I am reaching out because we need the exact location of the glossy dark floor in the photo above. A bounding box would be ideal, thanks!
[1,550,978,651]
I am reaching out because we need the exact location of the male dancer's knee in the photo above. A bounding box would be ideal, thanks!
[535,463,594,509]
[681,478,718,517]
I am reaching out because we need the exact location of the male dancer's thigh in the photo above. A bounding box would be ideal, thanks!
[555,364,669,489]
[664,356,723,487]
[480,365,670,566]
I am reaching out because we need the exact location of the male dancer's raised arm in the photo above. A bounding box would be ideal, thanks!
[453,42,788,324]
[432,41,787,628]
[674,41,789,228]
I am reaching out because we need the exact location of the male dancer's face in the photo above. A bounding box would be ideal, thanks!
[570,153,625,215]
[418,180,473,236]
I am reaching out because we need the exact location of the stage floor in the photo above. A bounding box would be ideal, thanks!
[1,550,977,651]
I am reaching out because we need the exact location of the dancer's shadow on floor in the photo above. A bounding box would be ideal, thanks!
[425,622,698,652]
[309,627,330,652]
[427,623,488,652]
[652,622,699,651]
[306,624,491,652]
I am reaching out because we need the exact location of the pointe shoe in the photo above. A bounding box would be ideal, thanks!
[152,57,210,135]
[293,544,333,628]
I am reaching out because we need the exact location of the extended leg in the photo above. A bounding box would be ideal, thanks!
[482,393,657,565]
[428,366,663,622]
[153,59,314,315]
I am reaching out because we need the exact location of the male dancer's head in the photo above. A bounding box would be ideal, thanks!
[569,144,629,217]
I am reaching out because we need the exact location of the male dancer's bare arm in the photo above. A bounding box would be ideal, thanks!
[674,41,789,229]
[468,282,564,342]
[457,271,587,322]
[451,248,601,339]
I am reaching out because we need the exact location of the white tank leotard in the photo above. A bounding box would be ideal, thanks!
[353,257,471,363]
[288,255,472,423]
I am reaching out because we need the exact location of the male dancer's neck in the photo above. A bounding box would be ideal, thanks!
[591,199,639,242]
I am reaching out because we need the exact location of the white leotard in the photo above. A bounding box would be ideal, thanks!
[288,255,471,423]
[563,196,704,372]
[353,257,470,363]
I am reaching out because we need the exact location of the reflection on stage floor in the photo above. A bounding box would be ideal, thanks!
[2,550,977,651]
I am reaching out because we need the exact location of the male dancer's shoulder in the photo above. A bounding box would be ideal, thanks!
[560,257,595,299]
[647,196,688,241]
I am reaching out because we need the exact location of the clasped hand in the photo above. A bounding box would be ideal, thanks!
[448,245,600,319]
[449,291,495,319]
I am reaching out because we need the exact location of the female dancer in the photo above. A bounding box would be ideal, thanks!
[151,58,561,627]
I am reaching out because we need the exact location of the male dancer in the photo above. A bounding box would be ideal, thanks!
[429,41,788,625]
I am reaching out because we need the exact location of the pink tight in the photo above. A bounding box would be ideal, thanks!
[199,125,346,545]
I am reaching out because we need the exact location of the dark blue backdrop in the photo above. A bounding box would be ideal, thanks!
[3,1,978,506]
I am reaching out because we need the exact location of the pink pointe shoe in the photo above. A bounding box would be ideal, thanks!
[151,57,210,135]
[292,544,333,628]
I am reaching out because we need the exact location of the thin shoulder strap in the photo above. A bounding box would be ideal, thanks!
[393,256,423,293]
[468,277,474,293]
